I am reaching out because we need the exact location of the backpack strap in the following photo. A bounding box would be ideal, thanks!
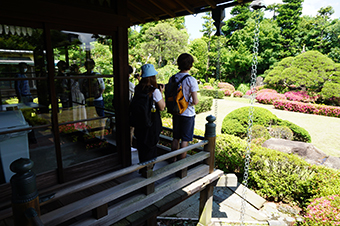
[178,74,190,84]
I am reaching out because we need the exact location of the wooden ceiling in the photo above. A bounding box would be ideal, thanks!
[127,0,253,25]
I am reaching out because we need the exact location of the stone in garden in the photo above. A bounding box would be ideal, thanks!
[323,156,340,170]
[262,138,327,166]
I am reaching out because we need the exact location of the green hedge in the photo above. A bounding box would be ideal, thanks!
[221,106,311,142]
[200,89,225,99]
[214,133,340,209]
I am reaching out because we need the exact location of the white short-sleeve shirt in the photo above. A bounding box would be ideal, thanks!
[153,88,162,103]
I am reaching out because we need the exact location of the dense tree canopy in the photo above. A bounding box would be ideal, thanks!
[264,51,340,99]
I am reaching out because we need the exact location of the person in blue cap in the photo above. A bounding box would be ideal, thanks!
[133,64,165,175]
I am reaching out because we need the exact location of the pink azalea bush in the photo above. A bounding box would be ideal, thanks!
[284,91,319,103]
[224,89,232,97]
[217,82,235,93]
[202,85,214,90]
[256,89,286,104]
[233,90,243,98]
[303,195,340,225]
[273,100,340,118]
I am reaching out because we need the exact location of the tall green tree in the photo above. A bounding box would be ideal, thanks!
[189,38,208,81]
[266,3,281,20]
[276,0,304,57]
[200,12,216,81]
[142,22,188,67]
[221,4,251,38]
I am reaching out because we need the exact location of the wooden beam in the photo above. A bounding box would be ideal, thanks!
[204,0,217,9]
[147,0,176,18]
[127,12,145,24]
[129,0,159,21]
[173,0,194,14]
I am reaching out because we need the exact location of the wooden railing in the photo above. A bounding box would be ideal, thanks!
[10,115,221,226]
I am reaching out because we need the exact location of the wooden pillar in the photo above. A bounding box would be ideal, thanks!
[199,115,217,226]
[112,0,131,167]
[10,158,41,226]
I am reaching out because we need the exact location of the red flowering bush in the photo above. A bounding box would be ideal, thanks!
[302,195,340,225]
[284,91,319,103]
[273,100,340,118]
[256,89,286,104]
[233,90,243,98]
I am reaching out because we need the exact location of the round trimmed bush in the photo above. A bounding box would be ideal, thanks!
[221,106,311,142]
[251,125,271,140]
[221,107,279,138]
[268,125,294,140]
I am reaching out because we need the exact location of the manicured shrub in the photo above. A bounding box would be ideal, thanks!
[249,145,317,206]
[256,89,286,104]
[221,107,280,138]
[195,96,213,114]
[221,107,311,142]
[215,134,247,177]
[268,125,294,140]
[200,89,224,99]
[251,125,271,140]
[302,195,340,225]
[277,119,311,143]
[214,134,340,209]
[232,90,244,98]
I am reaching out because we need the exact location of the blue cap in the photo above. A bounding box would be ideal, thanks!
[141,64,158,78]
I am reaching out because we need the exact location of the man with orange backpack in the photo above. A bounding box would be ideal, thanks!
[168,53,199,162]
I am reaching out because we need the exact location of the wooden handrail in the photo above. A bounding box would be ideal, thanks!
[41,151,210,226]
[40,140,208,206]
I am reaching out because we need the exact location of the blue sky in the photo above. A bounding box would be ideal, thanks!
[184,0,340,40]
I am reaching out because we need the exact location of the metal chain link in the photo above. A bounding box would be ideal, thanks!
[240,9,261,225]
[214,36,221,119]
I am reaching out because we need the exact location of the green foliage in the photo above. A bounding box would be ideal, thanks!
[200,89,224,99]
[103,94,114,111]
[249,146,316,206]
[277,119,311,143]
[214,133,340,208]
[221,107,279,138]
[142,22,189,67]
[221,106,311,142]
[268,125,294,140]
[264,51,339,97]
[189,39,208,81]
[251,125,271,140]
[215,134,247,177]
[221,4,252,38]
[236,83,250,94]
[156,64,178,84]
[195,96,213,114]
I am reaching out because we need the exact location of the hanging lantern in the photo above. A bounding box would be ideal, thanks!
[22,27,27,36]
[16,26,21,36]
[4,25,9,34]
[27,27,33,36]
[10,25,15,35]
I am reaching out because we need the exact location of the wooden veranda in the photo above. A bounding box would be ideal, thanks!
[0,0,253,225]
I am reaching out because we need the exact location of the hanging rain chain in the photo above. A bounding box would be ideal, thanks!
[214,36,221,119]
[239,5,264,225]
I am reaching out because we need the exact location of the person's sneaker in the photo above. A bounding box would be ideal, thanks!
[131,147,138,152]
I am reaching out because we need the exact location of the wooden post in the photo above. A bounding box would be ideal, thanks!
[204,115,216,173]
[198,115,216,226]
[10,158,41,226]
[142,164,155,195]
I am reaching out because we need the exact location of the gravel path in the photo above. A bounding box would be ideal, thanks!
[195,98,340,157]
